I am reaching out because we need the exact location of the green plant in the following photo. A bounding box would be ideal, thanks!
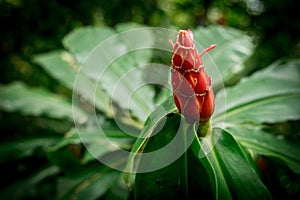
[0,23,299,199]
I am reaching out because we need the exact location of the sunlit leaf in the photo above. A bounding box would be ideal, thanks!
[0,82,87,123]
[99,52,155,121]
[213,60,300,124]
[34,50,111,115]
[34,50,78,90]
[62,27,115,64]
[193,25,254,88]
[115,22,146,32]
[62,25,156,122]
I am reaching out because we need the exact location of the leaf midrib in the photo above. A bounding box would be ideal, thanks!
[235,137,300,164]
[105,52,153,121]
[213,91,300,123]
[198,132,231,200]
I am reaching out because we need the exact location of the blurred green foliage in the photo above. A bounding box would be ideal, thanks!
[1,0,300,199]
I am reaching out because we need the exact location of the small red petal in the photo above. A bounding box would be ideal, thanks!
[194,71,209,94]
[173,94,181,113]
[182,96,200,123]
[178,30,193,47]
[199,89,215,123]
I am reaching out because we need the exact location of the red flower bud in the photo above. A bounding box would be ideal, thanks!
[169,30,216,123]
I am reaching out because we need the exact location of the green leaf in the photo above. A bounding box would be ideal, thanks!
[63,26,115,64]
[213,60,300,124]
[34,50,111,115]
[99,52,155,121]
[57,162,119,200]
[193,25,254,87]
[0,137,60,164]
[50,118,136,164]
[62,25,156,122]
[133,114,193,200]
[78,126,135,164]
[193,128,271,199]
[115,22,146,32]
[123,96,176,186]
[0,82,87,122]
[34,50,78,90]
[47,146,83,175]
[191,133,231,199]
[101,177,130,200]
[188,134,217,198]
[225,124,300,174]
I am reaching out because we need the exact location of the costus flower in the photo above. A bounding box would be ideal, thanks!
[169,29,216,123]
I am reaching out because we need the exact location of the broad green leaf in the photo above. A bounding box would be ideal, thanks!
[213,60,300,124]
[225,124,300,174]
[193,25,254,87]
[34,50,78,90]
[62,25,156,122]
[57,162,119,200]
[0,137,60,164]
[78,125,135,164]
[50,118,136,164]
[222,94,299,124]
[193,128,271,199]
[191,133,231,199]
[63,26,115,64]
[0,82,87,122]
[102,177,130,200]
[47,147,84,175]
[123,96,176,186]
[0,166,59,199]
[187,129,218,199]
[115,22,146,33]
[34,50,111,115]
[133,114,189,199]
[99,52,155,121]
